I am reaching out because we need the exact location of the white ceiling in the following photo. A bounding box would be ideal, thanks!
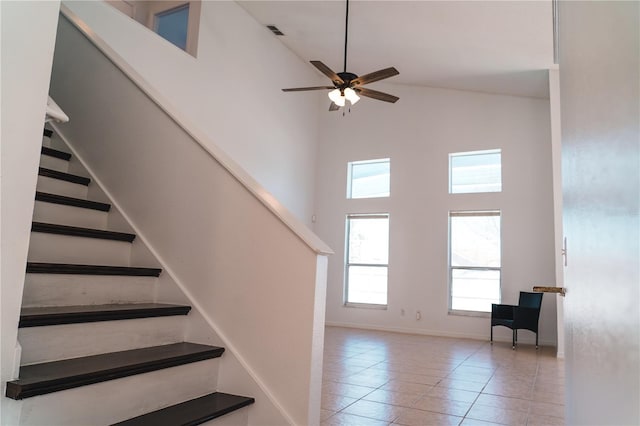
[237,1,554,98]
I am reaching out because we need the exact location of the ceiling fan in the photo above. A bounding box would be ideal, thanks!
[282,0,400,111]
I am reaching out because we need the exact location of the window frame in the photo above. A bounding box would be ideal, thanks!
[449,149,502,194]
[448,210,502,316]
[153,3,191,51]
[146,1,201,56]
[344,213,390,309]
[346,158,391,199]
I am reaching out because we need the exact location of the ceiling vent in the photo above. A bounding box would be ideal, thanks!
[267,25,284,36]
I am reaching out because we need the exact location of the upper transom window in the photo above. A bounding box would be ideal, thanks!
[347,158,390,199]
[449,149,501,194]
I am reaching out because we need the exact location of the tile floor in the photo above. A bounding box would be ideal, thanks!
[321,327,565,426]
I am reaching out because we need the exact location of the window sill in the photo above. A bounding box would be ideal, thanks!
[344,302,388,310]
[448,310,490,318]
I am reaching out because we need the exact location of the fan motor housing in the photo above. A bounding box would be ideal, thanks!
[337,72,358,87]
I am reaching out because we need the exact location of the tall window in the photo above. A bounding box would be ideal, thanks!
[345,214,389,306]
[347,158,390,199]
[449,149,502,194]
[449,211,501,313]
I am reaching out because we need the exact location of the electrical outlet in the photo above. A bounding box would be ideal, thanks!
[416,310,421,320]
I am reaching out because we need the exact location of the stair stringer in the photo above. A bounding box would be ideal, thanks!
[50,127,291,426]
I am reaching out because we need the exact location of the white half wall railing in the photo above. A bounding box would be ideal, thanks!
[50,8,332,426]
[45,96,69,123]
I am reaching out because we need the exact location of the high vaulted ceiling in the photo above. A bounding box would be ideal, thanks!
[237,1,554,98]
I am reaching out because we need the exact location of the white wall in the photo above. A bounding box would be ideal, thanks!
[62,0,324,226]
[315,83,558,345]
[0,2,60,424]
[49,15,327,425]
[559,1,639,424]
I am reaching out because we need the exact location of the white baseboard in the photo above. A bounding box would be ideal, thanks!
[324,321,557,347]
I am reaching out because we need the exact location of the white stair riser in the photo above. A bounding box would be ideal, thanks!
[19,316,186,365]
[28,233,132,266]
[22,274,156,307]
[32,201,108,229]
[16,358,220,426]
[39,155,69,173]
[36,175,88,199]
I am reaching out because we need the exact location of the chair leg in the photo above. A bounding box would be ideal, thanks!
[536,333,539,349]
[512,329,516,349]
[490,326,493,344]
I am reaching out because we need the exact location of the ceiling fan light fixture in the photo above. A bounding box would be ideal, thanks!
[328,88,346,106]
[281,0,399,108]
[344,87,360,105]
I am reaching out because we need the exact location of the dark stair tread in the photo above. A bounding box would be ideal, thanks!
[19,303,191,327]
[113,392,255,426]
[35,191,110,211]
[38,167,90,186]
[32,222,136,242]
[26,262,161,276]
[5,342,224,400]
[43,129,54,138]
[41,146,71,160]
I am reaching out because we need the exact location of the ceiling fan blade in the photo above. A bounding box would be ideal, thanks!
[282,86,335,92]
[351,67,399,86]
[329,102,340,111]
[310,61,344,85]
[356,87,399,103]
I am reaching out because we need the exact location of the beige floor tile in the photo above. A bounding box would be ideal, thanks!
[449,367,494,382]
[455,366,496,375]
[488,376,535,388]
[391,372,443,386]
[437,378,487,392]
[321,409,336,421]
[323,327,564,426]
[342,400,402,422]
[325,365,369,377]
[482,381,532,400]
[529,401,565,419]
[533,381,565,394]
[460,418,505,426]
[323,381,377,399]
[427,386,480,403]
[363,389,422,408]
[526,414,565,426]
[392,406,462,426]
[474,394,530,413]
[466,404,528,425]
[337,374,391,388]
[412,395,473,417]
[531,390,565,405]
[324,370,347,381]
[321,393,359,411]
[447,371,493,384]
[321,412,390,426]
[381,379,433,395]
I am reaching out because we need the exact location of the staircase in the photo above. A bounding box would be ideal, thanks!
[5,128,255,425]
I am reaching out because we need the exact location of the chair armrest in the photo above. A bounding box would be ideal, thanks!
[492,304,516,320]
